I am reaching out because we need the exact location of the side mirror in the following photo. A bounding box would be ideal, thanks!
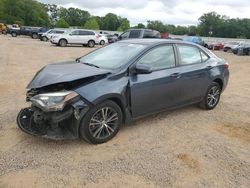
[69,33,72,36]
[118,35,122,40]
[135,64,152,74]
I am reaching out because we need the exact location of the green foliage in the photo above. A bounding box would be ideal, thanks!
[117,18,130,31]
[58,7,90,27]
[84,17,99,30]
[0,1,250,38]
[55,18,69,28]
[0,0,50,26]
[102,13,120,31]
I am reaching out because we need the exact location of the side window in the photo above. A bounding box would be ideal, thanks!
[79,30,87,35]
[200,51,209,62]
[71,30,79,35]
[143,30,152,38]
[137,45,176,70]
[120,31,129,39]
[177,45,202,65]
[129,30,141,38]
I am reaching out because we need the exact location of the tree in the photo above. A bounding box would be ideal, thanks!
[117,18,130,31]
[55,18,69,28]
[137,23,146,28]
[147,20,167,32]
[103,13,120,30]
[84,17,99,30]
[58,7,90,26]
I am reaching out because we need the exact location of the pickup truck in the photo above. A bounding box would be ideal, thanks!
[7,26,48,38]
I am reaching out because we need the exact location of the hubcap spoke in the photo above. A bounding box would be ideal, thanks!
[89,107,118,139]
[207,86,220,107]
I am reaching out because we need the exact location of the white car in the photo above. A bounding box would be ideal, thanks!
[40,29,67,41]
[98,34,108,45]
[50,29,98,47]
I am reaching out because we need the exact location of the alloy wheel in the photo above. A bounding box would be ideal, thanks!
[89,107,119,139]
[207,86,220,108]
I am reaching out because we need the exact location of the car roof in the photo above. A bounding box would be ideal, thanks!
[118,38,198,46]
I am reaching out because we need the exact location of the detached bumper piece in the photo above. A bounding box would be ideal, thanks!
[17,107,79,140]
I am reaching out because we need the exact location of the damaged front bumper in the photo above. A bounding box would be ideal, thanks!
[17,99,89,140]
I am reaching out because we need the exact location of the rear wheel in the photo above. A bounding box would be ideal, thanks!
[32,33,38,39]
[199,82,221,110]
[80,100,122,144]
[11,32,17,37]
[88,40,95,48]
[42,36,48,41]
[59,39,67,47]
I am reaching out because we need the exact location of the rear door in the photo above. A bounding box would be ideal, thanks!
[128,30,142,39]
[175,44,211,103]
[130,44,182,117]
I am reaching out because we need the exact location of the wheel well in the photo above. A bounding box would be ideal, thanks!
[213,78,223,89]
[107,97,125,122]
[59,38,68,43]
[88,40,95,43]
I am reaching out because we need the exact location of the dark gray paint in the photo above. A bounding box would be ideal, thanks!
[27,39,229,120]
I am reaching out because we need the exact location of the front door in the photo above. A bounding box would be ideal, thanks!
[130,45,182,117]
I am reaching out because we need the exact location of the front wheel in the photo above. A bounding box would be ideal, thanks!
[11,32,17,37]
[80,100,122,144]
[199,82,221,110]
[59,39,67,47]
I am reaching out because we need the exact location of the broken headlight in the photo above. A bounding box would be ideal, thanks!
[30,91,79,112]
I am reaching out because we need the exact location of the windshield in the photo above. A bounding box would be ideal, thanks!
[79,42,146,70]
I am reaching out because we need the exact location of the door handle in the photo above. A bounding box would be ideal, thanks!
[170,72,181,78]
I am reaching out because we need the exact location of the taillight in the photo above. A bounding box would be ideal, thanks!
[224,62,229,69]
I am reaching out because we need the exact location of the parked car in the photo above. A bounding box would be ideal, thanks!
[50,29,98,47]
[7,26,43,38]
[183,36,208,47]
[31,27,48,39]
[223,41,242,52]
[208,42,224,50]
[106,34,118,43]
[97,34,108,45]
[17,39,229,144]
[232,43,250,55]
[39,29,67,41]
[118,29,161,41]
[0,23,7,34]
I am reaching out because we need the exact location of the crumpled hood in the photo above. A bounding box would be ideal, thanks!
[27,62,110,89]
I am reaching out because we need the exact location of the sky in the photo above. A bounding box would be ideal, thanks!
[37,0,250,26]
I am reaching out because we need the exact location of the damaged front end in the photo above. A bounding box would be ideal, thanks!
[17,90,89,140]
[17,62,110,140]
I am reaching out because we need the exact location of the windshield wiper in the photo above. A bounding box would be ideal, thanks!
[82,62,100,68]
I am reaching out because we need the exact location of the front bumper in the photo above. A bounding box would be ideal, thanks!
[17,100,89,140]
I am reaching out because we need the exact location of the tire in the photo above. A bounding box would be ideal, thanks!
[100,40,105,45]
[11,32,17,37]
[59,39,67,47]
[79,100,123,144]
[32,33,38,39]
[88,40,95,48]
[199,82,221,110]
[42,36,48,41]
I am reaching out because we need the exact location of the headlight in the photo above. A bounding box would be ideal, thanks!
[30,91,79,111]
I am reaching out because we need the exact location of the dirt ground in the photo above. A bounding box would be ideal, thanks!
[0,35,250,188]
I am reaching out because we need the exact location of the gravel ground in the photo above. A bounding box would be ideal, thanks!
[0,35,250,188]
